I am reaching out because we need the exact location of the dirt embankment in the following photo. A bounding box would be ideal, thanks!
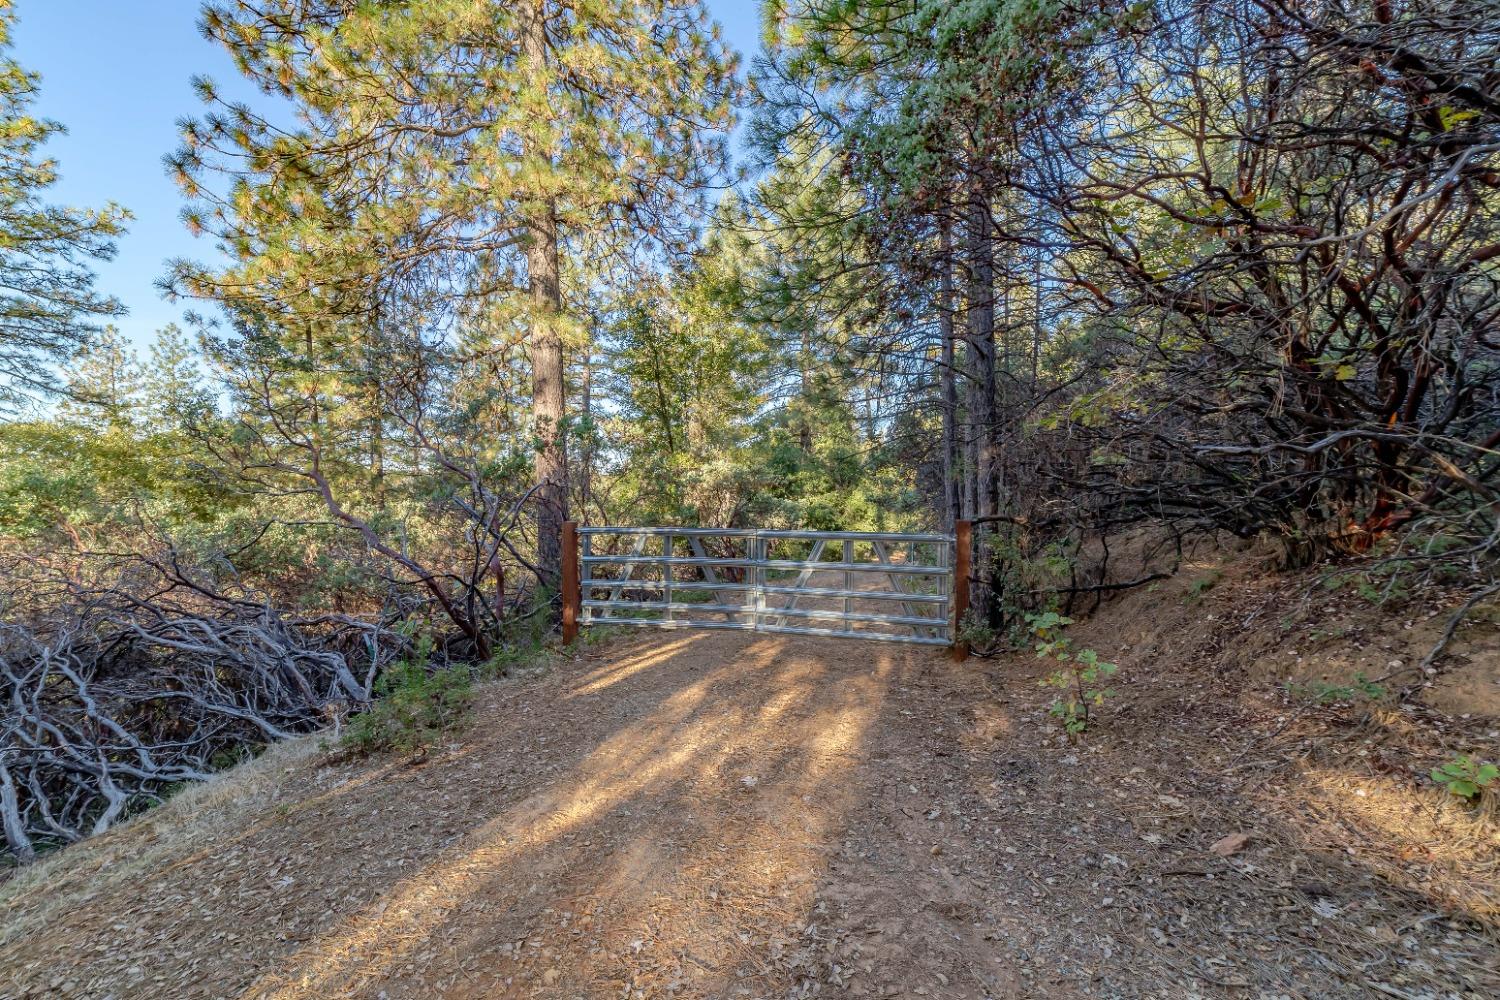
[2,550,1497,999]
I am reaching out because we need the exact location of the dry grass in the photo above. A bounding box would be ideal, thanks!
[1288,765,1500,919]
[0,735,325,946]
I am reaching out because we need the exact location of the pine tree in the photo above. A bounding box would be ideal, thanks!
[59,325,141,430]
[0,0,128,410]
[169,0,738,590]
[142,323,207,427]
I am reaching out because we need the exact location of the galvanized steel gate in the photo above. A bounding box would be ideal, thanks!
[561,524,972,653]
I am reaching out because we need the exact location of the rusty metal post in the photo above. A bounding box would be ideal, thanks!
[561,520,580,645]
[952,520,971,662]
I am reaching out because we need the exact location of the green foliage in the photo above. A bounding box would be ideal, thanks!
[1356,576,1410,606]
[154,0,747,614]
[1430,755,1498,802]
[58,326,140,429]
[342,635,474,754]
[0,1,129,409]
[755,0,1500,584]
[982,530,1078,637]
[0,320,242,542]
[1286,673,1386,706]
[1029,612,1119,739]
[596,186,921,535]
[956,609,1000,655]
[477,589,557,678]
[177,0,739,305]
[0,420,234,538]
[1321,559,1423,607]
[1184,570,1223,605]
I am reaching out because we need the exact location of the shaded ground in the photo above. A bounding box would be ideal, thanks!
[2,562,1498,998]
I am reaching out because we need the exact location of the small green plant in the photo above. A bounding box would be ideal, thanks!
[1287,671,1386,705]
[1351,571,1410,606]
[1430,755,1498,802]
[343,634,474,754]
[1184,570,1224,605]
[1028,612,1119,739]
[956,610,1000,655]
[475,588,557,679]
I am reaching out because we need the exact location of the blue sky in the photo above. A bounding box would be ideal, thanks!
[17,0,764,348]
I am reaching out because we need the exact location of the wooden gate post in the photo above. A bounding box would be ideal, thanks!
[561,520,580,645]
[952,519,971,662]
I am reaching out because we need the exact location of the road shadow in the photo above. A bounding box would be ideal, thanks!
[233,630,923,999]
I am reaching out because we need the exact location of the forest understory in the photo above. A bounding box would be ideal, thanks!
[3,542,1496,1000]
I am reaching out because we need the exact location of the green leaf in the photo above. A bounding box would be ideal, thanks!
[1438,107,1480,130]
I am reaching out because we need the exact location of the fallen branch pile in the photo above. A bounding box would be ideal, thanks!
[0,565,408,864]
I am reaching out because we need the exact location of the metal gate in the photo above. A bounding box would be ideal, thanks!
[564,525,970,649]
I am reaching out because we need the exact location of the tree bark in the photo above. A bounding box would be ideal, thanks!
[965,189,1000,617]
[939,216,959,530]
[580,335,593,521]
[367,315,386,511]
[521,0,568,593]
[798,326,814,453]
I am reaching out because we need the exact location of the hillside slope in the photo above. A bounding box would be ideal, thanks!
[2,551,1497,999]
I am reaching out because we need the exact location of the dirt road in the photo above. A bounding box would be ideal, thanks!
[3,617,1496,998]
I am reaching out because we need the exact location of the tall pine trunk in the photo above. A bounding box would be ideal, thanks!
[798,326,814,453]
[580,335,593,522]
[939,216,959,530]
[965,188,999,618]
[521,0,567,593]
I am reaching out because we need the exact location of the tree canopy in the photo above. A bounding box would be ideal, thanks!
[0,0,127,411]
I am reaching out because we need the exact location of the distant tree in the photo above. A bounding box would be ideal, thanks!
[142,323,208,426]
[0,0,128,411]
[59,325,140,430]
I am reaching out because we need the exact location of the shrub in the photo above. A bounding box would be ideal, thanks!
[1286,672,1386,706]
[1028,611,1119,740]
[342,635,473,753]
[1430,755,1498,802]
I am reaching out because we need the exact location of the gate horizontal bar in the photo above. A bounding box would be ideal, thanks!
[585,616,949,645]
[583,600,751,615]
[760,584,945,604]
[582,579,756,594]
[584,602,944,630]
[570,522,964,651]
[767,557,948,575]
[583,555,758,569]
[582,580,942,604]
[583,619,756,632]
[754,624,951,646]
[580,526,757,537]
[760,606,945,629]
[759,529,951,543]
[584,554,946,575]
[578,526,953,544]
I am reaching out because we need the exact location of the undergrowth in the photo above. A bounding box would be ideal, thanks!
[1431,754,1499,803]
[1029,611,1119,740]
[1285,672,1387,706]
[341,634,474,754]
[338,594,587,756]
